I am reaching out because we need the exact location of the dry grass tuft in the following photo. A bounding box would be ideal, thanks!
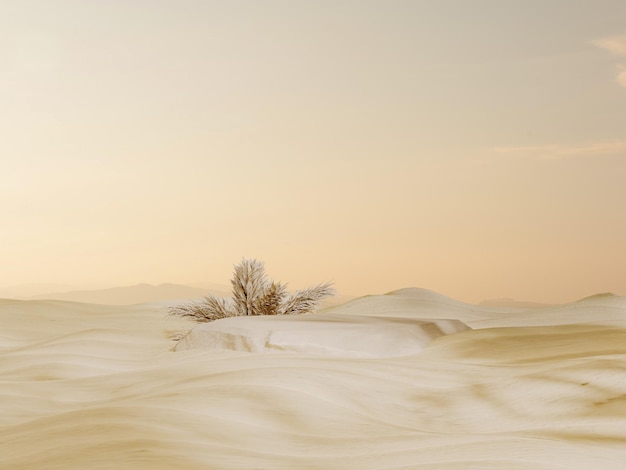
[169,258,334,324]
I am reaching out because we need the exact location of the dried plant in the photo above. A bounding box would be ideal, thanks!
[169,258,334,323]
[169,296,234,323]
[281,283,335,316]
[255,281,287,316]
[231,258,269,317]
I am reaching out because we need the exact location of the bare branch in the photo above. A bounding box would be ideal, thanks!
[255,281,287,316]
[282,283,335,316]
[168,295,235,323]
[231,258,269,316]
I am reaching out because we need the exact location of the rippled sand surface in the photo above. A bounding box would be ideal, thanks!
[2,289,626,469]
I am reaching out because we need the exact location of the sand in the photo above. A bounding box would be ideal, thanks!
[1,288,626,469]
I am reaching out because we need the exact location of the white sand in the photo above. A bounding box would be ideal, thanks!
[1,289,626,469]
[174,313,470,357]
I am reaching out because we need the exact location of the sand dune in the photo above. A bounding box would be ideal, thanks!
[25,283,227,306]
[1,289,626,469]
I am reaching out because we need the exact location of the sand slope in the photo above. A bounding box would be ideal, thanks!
[1,289,626,469]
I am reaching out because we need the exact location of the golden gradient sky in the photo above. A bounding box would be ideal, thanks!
[2,1,625,303]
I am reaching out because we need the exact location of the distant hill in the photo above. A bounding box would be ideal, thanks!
[0,283,79,299]
[28,283,229,305]
[479,298,553,309]
[576,292,616,302]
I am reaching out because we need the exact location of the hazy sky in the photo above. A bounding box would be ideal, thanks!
[2,0,625,303]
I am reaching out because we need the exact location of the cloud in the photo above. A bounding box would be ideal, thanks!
[593,35,626,88]
[617,65,626,88]
[492,141,626,160]
[592,35,626,57]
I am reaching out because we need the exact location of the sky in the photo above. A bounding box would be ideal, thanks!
[1,0,625,303]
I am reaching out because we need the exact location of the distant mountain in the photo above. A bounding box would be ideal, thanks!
[28,283,229,305]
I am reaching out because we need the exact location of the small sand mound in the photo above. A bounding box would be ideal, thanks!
[174,313,470,357]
